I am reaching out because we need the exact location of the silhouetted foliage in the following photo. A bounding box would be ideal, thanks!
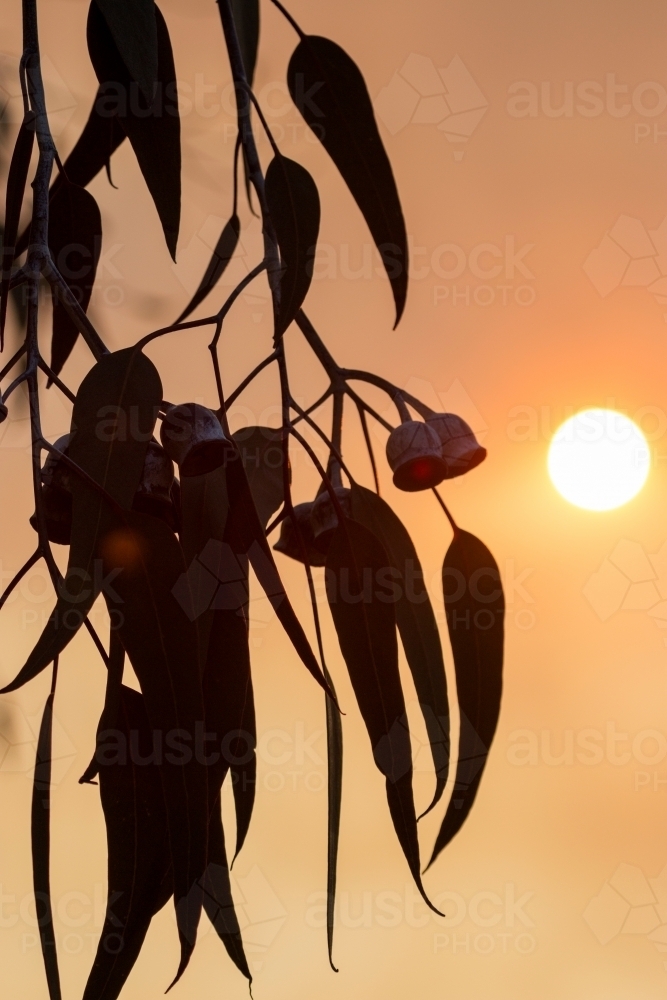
[0,0,503,995]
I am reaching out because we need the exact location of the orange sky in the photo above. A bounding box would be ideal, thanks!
[1,1,667,998]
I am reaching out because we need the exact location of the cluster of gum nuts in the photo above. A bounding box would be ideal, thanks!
[27,405,485,560]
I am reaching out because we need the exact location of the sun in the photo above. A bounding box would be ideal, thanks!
[548,409,650,511]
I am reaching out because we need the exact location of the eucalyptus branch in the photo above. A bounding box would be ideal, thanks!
[344,385,394,433]
[0,549,40,614]
[217,0,281,304]
[288,424,347,521]
[289,396,353,484]
[226,349,279,408]
[1,370,29,403]
[137,313,218,350]
[42,257,107,360]
[37,359,76,403]
[209,259,268,412]
[290,385,333,426]
[0,344,26,383]
[355,400,380,495]
[432,487,459,534]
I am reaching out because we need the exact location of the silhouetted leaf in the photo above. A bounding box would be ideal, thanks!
[349,484,449,815]
[287,36,408,326]
[231,0,260,86]
[15,94,125,261]
[175,214,240,323]
[323,664,342,972]
[325,518,437,912]
[31,672,61,1000]
[84,685,173,1000]
[225,449,333,698]
[87,1,180,259]
[0,348,161,694]
[94,0,158,103]
[203,800,252,981]
[60,88,127,188]
[233,424,286,527]
[205,605,256,863]
[100,509,208,988]
[48,181,102,378]
[1,113,35,347]
[179,464,229,671]
[265,154,320,337]
[427,530,504,869]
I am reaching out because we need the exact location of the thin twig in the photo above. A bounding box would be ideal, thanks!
[226,349,279,408]
[0,344,27,382]
[289,397,354,484]
[0,549,41,614]
[37,359,76,403]
[356,401,380,495]
[432,487,459,534]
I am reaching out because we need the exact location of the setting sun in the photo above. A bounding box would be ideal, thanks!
[548,409,650,511]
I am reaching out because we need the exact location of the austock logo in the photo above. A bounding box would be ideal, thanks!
[583,214,667,318]
[375,53,488,160]
[584,863,667,970]
[583,538,667,638]
[0,701,76,785]
[305,881,536,956]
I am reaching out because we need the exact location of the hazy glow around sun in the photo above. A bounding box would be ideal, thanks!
[548,409,650,511]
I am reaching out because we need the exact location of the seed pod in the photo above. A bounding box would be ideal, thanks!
[310,487,351,553]
[273,502,326,567]
[131,441,178,530]
[160,403,232,477]
[426,413,486,478]
[385,420,447,492]
[30,435,73,545]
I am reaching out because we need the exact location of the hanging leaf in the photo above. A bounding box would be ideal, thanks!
[87,1,181,259]
[0,348,161,694]
[265,154,320,337]
[349,484,449,816]
[427,530,504,869]
[325,518,438,913]
[59,87,127,188]
[175,214,240,324]
[15,93,125,262]
[99,509,208,988]
[203,800,252,981]
[323,663,342,972]
[224,449,333,699]
[48,181,102,378]
[1,113,35,348]
[205,605,256,862]
[230,0,260,86]
[31,671,62,1000]
[232,425,286,528]
[84,685,174,1000]
[287,36,408,326]
[94,0,158,103]
[179,463,229,672]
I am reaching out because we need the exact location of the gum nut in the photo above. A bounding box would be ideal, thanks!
[310,487,351,553]
[426,413,486,478]
[273,503,326,567]
[160,403,231,477]
[30,485,73,545]
[41,434,72,492]
[385,420,447,492]
[136,441,175,501]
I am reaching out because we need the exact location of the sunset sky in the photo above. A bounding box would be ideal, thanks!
[1,1,666,998]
